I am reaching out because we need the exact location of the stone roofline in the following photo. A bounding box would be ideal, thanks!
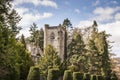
[44,24,66,31]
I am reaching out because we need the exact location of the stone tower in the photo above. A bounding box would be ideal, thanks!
[44,24,65,61]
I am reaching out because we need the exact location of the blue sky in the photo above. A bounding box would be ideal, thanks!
[11,0,120,57]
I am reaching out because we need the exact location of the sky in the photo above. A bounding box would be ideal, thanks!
[11,0,120,57]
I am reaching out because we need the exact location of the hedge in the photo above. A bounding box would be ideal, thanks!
[73,72,83,80]
[91,75,97,80]
[63,70,73,80]
[27,66,40,80]
[97,75,104,80]
[84,73,90,80]
[47,68,59,80]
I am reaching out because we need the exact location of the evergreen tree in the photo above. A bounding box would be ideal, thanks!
[62,18,72,60]
[20,34,26,49]
[29,23,38,43]
[68,29,88,72]
[97,31,112,77]
[39,45,61,79]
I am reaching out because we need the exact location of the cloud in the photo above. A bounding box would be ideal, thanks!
[18,12,53,27]
[75,20,93,28]
[17,28,30,38]
[76,20,120,57]
[93,7,120,21]
[115,13,120,20]
[75,9,80,13]
[12,0,58,8]
[14,6,53,38]
[93,0,100,6]
[110,1,118,4]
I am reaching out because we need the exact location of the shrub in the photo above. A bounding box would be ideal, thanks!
[73,72,83,80]
[111,73,118,80]
[27,66,40,80]
[63,70,73,80]
[104,76,111,80]
[68,65,79,72]
[91,75,97,80]
[97,75,104,80]
[47,68,59,80]
[84,73,90,80]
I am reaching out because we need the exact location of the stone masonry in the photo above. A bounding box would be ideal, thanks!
[44,24,65,61]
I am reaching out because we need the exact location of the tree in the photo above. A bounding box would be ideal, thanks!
[0,0,33,80]
[39,45,61,79]
[62,18,72,60]
[68,30,87,72]
[16,41,34,80]
[29,23,44,50]
[20,34,26,49]
[0,0,21,79]
[27,66,40,80]
[96,31,112,77]
[39,28,44,50]
[29,23,38,43]
[8,9,21,35]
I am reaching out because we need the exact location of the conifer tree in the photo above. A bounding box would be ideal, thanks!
[39,45,61,79]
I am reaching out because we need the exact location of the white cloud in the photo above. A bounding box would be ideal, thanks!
[17,28,30,38]
[75,9,80,13]
[115,13,120,20]
[75,20,93,28]
[93,7,120,21]
[15,7,29,15]
[76,20,120,57]
[111,1,118,4]
[14,6,53,38]
[93,0,100,6]
[12,0,58,8]
[18,12,53,27]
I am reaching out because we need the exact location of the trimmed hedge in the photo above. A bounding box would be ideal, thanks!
[47,68,59,80]
[91,75,97,80]
[63,70,73,80]
[97,75,104,80]
[84,73,90,80]
[73,72,83,80]
[27,66,40,80]
[104,76,110,80]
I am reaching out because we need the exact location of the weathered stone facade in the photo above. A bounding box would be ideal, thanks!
[44,24,65,61]
[26,43,42,64]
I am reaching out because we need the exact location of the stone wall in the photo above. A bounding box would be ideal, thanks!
[44,24,65,61]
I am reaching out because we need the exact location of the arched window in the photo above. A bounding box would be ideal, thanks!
[50,32,55,40]
[58,30,63,36]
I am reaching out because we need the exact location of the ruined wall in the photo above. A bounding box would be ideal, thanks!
[44,24,65,61]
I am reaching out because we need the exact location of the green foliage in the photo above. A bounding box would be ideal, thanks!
[29,23,38,43]
[27,66,40,80]
[68,64,79,72]
[16,41,34,80]
[97,75,104,80]
[73,72,83,80]
[39,45,61,79]
[47,68,59,80]
[0,1,33,80]
[63,70,73,80]
[104,76,111,80]
[91,75,97,80]
[29,23,44,50]
[84,73,90,80]
[68,30,87,72]
[20,34,26,49]
[62,18,72,30]
[111,72,118,80]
